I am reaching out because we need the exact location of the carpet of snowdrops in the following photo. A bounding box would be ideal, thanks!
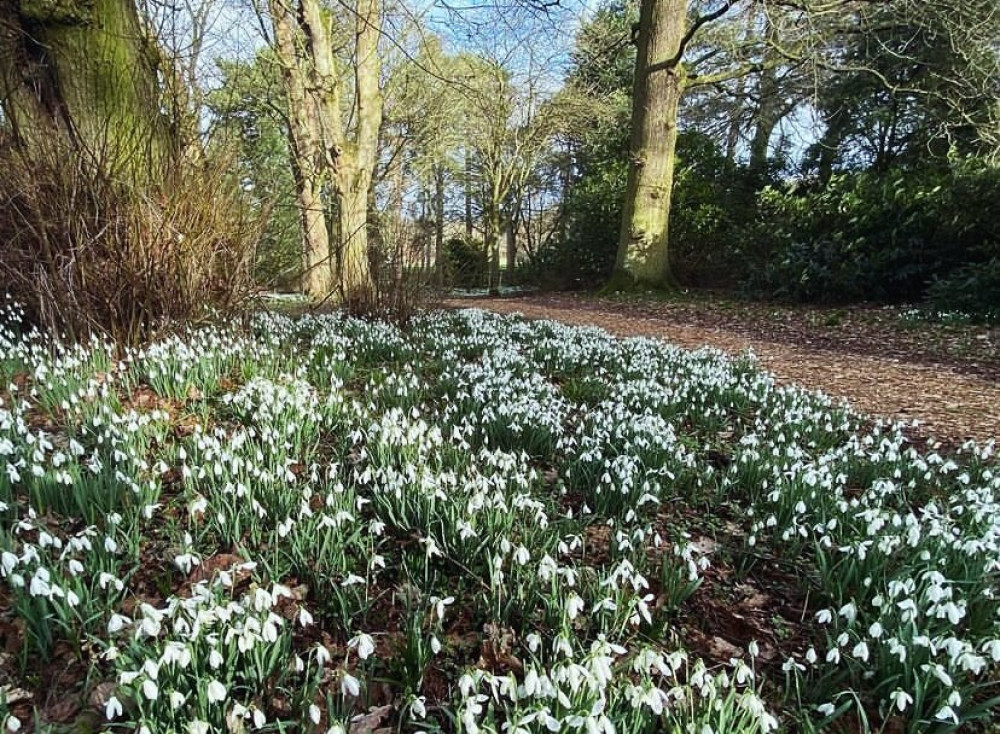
[0,299,998,734]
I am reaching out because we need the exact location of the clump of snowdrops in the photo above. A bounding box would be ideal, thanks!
[0,302,996,733]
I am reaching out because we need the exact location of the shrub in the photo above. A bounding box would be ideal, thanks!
[669,132,775,288]
[0,143,262,343]
[344,236,438,324]
[525,132,770,291]
[926,256,1000,321]
[748,161,1000,304]
[443,236,488,289]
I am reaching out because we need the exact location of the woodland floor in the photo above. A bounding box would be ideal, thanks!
[444,292,1000,448]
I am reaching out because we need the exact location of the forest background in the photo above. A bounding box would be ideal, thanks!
[1,0,998,338]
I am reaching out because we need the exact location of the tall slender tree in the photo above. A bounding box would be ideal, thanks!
[612,0,692,288]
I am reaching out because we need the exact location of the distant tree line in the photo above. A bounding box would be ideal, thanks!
[1,0,998,335]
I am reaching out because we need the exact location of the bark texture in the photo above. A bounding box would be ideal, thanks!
[0,0,168,175]
[434,165,445,284]
[268,0,382,302]
[336,0,381,303]
[613,0,687,289]
[269,0,333,298]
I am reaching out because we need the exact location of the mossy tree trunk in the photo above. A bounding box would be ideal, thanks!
[0,0,169,177]
[612,0,688,290]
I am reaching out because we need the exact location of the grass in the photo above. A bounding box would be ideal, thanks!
[0,302,997,733]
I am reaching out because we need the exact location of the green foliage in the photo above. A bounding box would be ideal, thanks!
[535,158,626,289]
[749,161,1000,307]
[537,128,769,291]
[806,1,1000,174]
[209,54,302,290]
[927,257,1000,321]
[669,132,774,288]
[444,236,488,288]
[519,1,633,289]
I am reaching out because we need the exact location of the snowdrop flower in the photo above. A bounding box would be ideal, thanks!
[526,633,541,653]
[421,536,442,558]
[432,595,454,621]
[209,648,224,669]
[852,641,870,662]
[341,671,361,698]
[981,639,1000,661]
[782,657,805,673]
[188,494,208,516]
[565,593,585,619]
[161,641,192,668]
[934,706,959,724]
[838,602,857,624]
[889,689,913,712]
[349,632,376,660]
[253,708,266,728]
[187,721,209,734]
[104,696,123,720]
[142,679,158,701]
[206,679,226,703]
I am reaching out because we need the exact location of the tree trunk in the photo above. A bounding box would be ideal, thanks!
[338,168,371,304]
[337,0,380,302]
[270,0,382,302]
[269,0,333,298]
[0,0,168,177]
[748,20,780,175]
[434,165,445,285]
[464,151,474,238]
[724,77,746,164]
[612,0,687,290]
[505,206,517,277]
[485,198,500,292]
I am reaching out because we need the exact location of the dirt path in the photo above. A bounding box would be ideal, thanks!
[446,295,1000,447]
